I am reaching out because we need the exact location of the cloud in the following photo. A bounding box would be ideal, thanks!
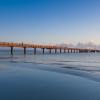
[58,42,100,49]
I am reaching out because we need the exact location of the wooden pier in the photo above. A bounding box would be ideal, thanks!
[0,42,100,55]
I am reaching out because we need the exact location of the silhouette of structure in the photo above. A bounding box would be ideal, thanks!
[0,42,99,55]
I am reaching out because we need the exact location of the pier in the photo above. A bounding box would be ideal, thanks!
[0,42,100,55]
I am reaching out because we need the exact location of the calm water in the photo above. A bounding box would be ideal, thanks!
[0,50,100,100]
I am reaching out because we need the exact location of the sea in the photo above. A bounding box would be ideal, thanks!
[0,49,100,100]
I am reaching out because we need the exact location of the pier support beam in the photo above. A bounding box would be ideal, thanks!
[34,48,36,54]
[77,50,79,53]
[68,49,69,53]
[60,48,61,53]
[24,47,26,55]
[42,48,45,54]
[55,49,57,53]
[11,46,13,55]
[79,50,81,53]
[74,49,75,53]
[71,49,72,53]
[64,49,66,53]
[49,49,51,54]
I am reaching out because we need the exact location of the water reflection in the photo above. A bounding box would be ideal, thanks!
[0,51,100,99]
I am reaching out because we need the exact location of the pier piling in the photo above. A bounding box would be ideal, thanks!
[55,49,57,53]
[24,47,26,55]
[49,49,51,54]
[11,46,13,55]
[42,48,44,54]
[60,48,61,53]
[64,49,66,53]
[34,48,36,54]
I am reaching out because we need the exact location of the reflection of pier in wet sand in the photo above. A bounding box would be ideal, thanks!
[0,42,100,55]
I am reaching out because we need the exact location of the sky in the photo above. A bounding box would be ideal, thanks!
[0,0,100,44]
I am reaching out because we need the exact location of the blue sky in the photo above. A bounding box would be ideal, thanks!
[0,0,100,44]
